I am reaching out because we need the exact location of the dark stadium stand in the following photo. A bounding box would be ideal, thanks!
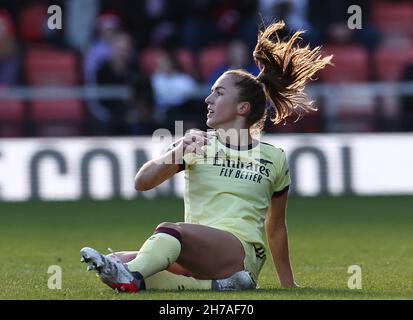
[1,0,413,137]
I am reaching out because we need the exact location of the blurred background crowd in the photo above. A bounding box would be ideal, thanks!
[1,0,413,137]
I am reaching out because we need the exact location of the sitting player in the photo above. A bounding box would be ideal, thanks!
[80,21,332,292]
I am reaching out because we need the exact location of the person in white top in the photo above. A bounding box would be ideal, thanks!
[151,50,198,122]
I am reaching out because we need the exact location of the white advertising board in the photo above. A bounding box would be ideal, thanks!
[0,134,412,201]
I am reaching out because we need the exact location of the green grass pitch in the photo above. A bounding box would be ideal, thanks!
[0,196,412,300]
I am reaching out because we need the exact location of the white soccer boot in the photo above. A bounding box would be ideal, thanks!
[80,247,144,292]
[213,270,257,291]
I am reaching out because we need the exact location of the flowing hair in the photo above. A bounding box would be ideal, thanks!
[226,21,332,131]
[253,21,332,125]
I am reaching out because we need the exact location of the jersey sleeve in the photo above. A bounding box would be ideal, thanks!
[272,150,291,197]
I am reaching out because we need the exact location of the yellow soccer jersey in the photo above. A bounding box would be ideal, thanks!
[182,131,290,248]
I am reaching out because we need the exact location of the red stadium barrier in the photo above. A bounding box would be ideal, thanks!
[25,47,80,86]
[30,99,85,137]
[371,1,413,39]
[374,46,413,82]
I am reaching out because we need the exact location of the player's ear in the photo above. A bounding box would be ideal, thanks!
[237,101,251,116]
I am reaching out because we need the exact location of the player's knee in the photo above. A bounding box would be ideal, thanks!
[154,222,183,244]
[155,222,179,231]
[155,222,182,238]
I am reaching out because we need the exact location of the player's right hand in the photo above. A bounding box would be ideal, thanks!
[180,129,210,157]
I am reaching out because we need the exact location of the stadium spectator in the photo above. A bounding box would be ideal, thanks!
[207,40,259,86]
[83,13,123,133]
[0,9,19,86]
[150,49,199,130]
[94,32,153,136]
[83,12,122,84]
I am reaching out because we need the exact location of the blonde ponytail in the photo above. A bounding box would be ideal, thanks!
[253,21,332,124]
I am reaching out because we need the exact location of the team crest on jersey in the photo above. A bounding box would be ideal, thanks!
[254,158,273,166]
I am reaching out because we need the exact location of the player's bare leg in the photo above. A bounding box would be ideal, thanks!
[160,222,246,279]
[125,222,245,280]
[81,222,254,292]
[108,220,247,279]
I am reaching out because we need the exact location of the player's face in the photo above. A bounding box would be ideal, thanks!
[205,74,241,130]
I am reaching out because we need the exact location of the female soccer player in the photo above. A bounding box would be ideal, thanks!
[81,21,332,292]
